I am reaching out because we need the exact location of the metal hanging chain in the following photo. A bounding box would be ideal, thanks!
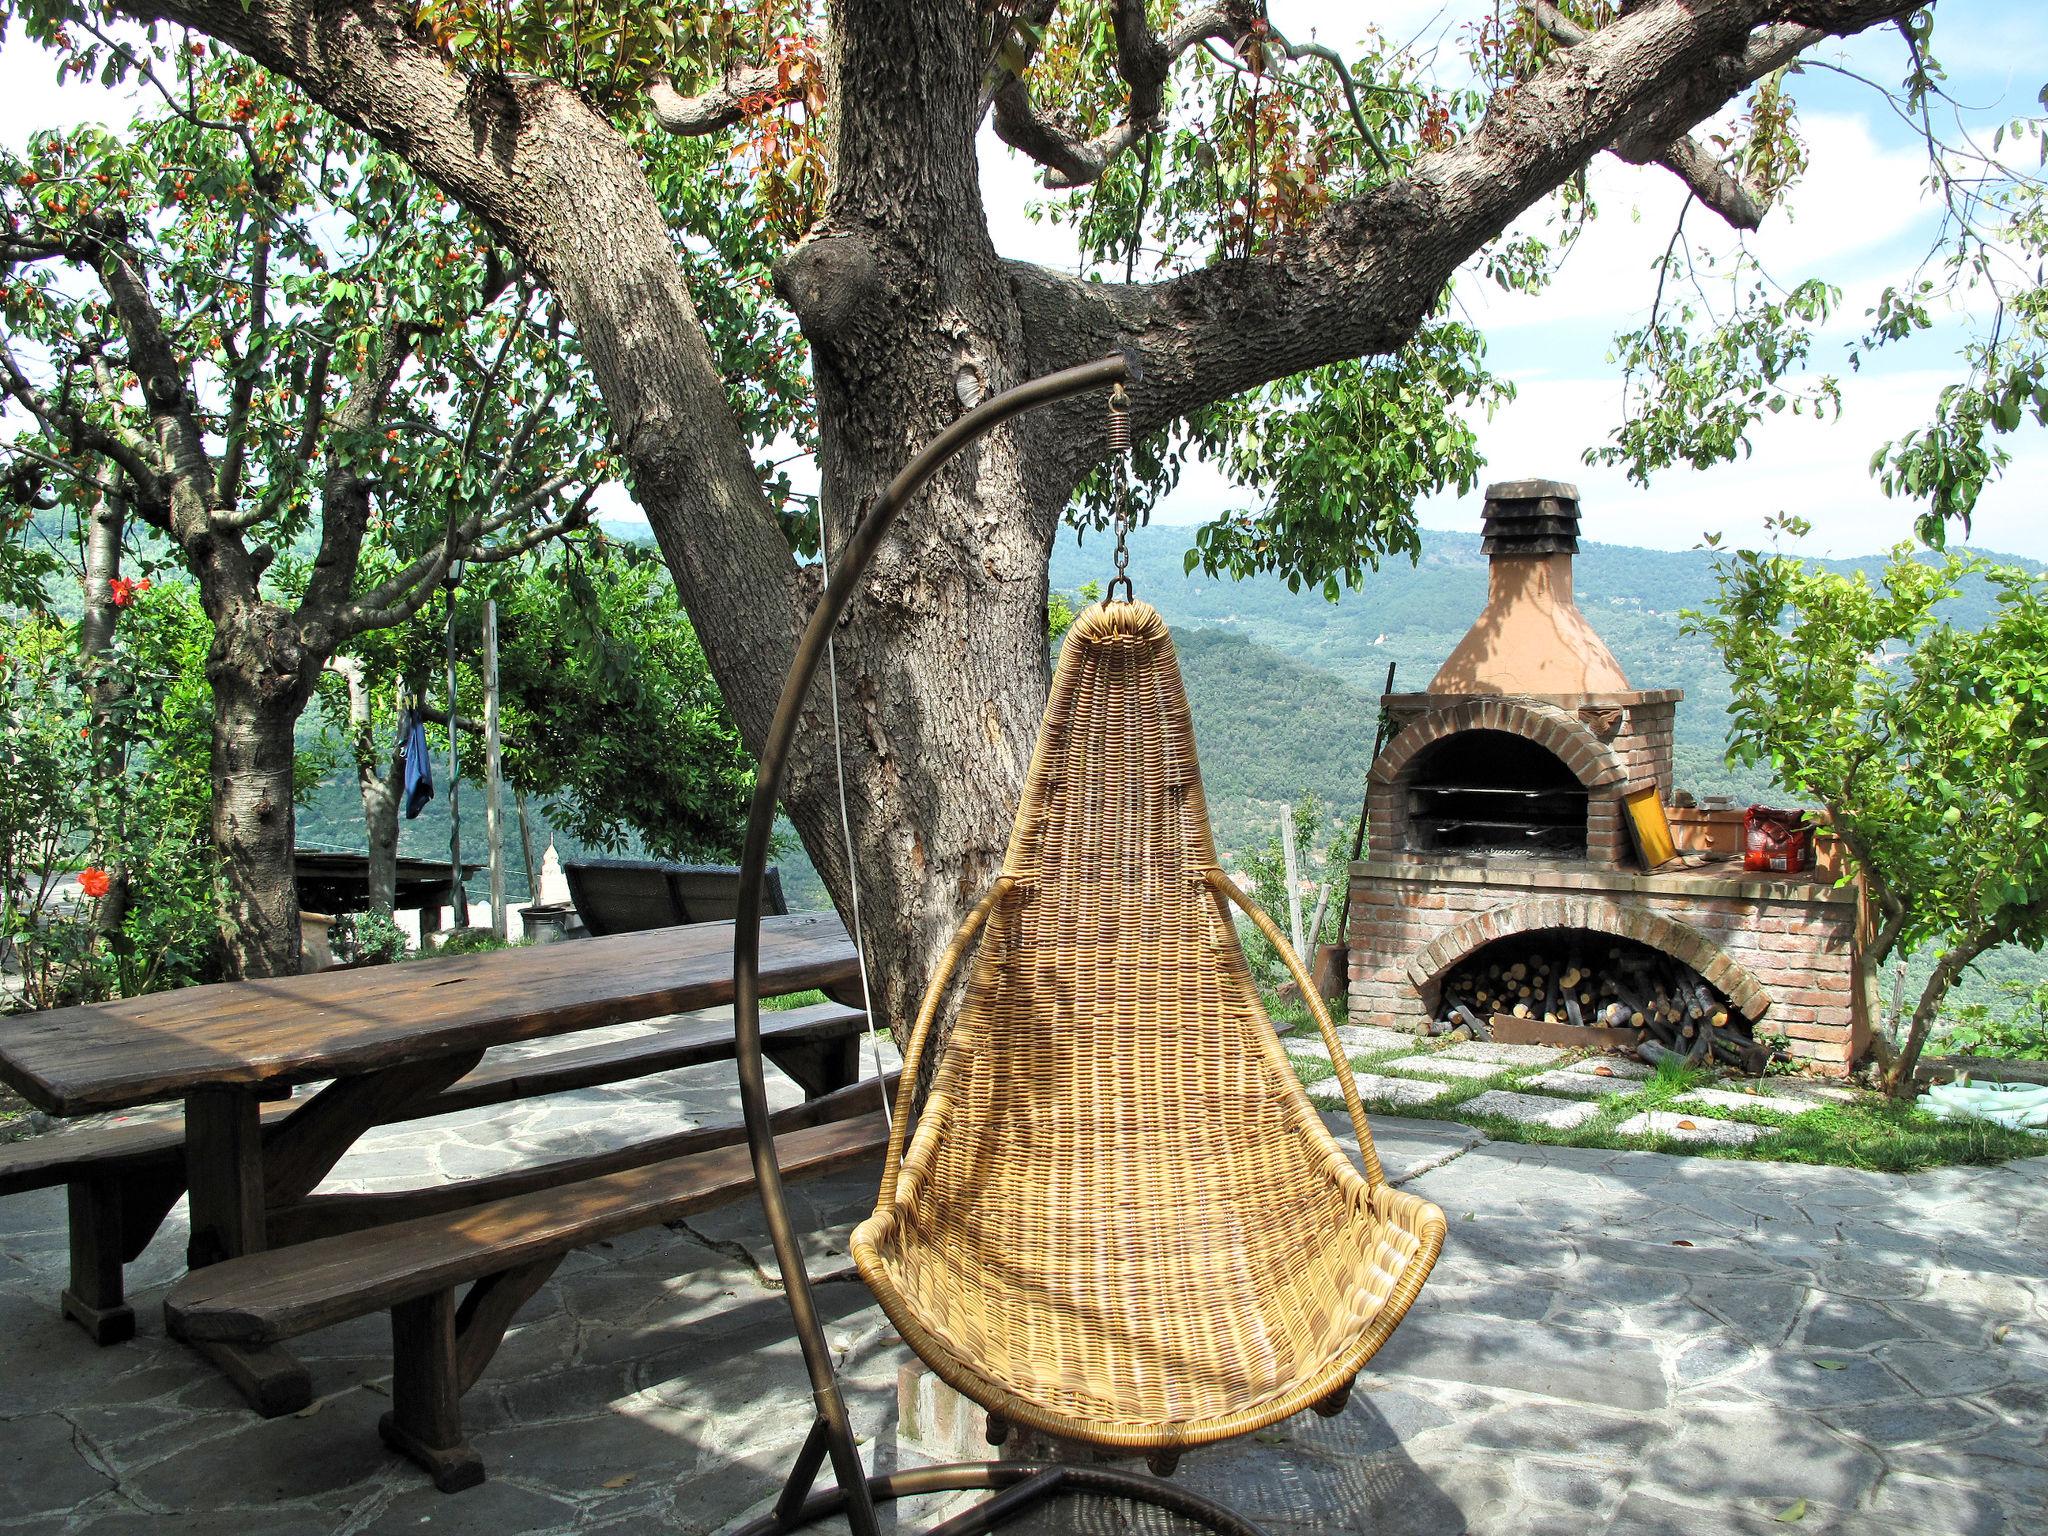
[1106,382,1135,603]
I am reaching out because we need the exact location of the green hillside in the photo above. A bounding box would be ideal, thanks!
[1053,523,2029,814]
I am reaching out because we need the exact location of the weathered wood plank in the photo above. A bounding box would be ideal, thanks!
[380,1289,483,1493]
[415,1002,866,1118]
[265,1074,895,1246]
[453,1256,563,1394]
[166,1108,887,1345]
[62,1179,133,1345]
[0,1001,861,1197]
[262,1053,483,1206]
[0,914,854,1115]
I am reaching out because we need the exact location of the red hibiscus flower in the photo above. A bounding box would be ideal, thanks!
[79,866,111,899]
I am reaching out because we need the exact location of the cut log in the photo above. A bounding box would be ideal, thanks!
[1491,1015,1642,1051]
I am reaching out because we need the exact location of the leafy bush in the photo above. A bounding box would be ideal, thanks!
[1,590,219,1007]
[428,927,518,957]
[333,911,409,966]
[1234,794,1353,991]
[1938,981,2048,1062]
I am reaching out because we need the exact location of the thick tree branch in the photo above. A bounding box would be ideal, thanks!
[0,332,166,504]
[991,1,1248,189]
[1528,0,1821,230]
[299,309,426,617]
[337,482,596,636]
[214,207,274,508]
[1010,0,1920,463]
[88,222,237,562]
[648,64,790,135]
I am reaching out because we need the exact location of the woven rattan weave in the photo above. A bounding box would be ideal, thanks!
[852,599,1447,1458]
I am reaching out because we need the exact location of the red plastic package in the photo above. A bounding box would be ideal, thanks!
[1743,807,1814,873]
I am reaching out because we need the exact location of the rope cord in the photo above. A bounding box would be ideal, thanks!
[817,509,892,1127]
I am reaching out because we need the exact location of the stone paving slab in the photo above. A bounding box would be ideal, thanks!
[1439,1041,1567,1067]
[1681,1086,1827,1117]
[1337,1024,1419,1054]
[1616,1109,1772,1145]
[1311,1072,1455,1108]
[2,1047,2043,1536]
[1573,1057,1656,1080]
[1526,1067,1644,1098]
[1461,1089,1603,1129]
[1384,1054,1505,1080]
[1283,1037,1338,1063]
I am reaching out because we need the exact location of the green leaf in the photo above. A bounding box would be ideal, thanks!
[1775,1498,1808,1522]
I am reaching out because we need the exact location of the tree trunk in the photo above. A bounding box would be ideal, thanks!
[1884,928,2006,1097]
[329,657,402,918]
[364,756,401,920]
[79,486,132,949]
[206,599,323,979]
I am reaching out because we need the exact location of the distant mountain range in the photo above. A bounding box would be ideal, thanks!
[1050,522,2022,851]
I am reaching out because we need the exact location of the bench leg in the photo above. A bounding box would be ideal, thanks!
[61,1167,187,1346]
[61,1179,133,1345]
[185,1337,316,1418]
[380,1290,484,1493]
[769,1033,863,1100]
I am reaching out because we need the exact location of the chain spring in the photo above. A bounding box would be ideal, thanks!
[1106,383,1134,603]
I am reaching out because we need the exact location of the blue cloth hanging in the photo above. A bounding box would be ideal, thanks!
[400,708,434,819]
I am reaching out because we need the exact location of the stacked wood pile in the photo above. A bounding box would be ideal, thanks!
[1430,938,1771,1073]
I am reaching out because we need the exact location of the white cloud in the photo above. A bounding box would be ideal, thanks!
[1432,366,2047,560]
[0,35,145,152]
[1137,363,2047,562]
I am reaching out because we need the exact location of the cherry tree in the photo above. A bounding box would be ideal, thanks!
[4,0,1954,1017]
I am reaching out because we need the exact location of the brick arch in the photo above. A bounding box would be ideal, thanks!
[1370,698,1626,791]
[1401,895,1771,1021]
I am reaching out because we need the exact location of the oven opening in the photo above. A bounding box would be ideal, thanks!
[1404,729,1588,858]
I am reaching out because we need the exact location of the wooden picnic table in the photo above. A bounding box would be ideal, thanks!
[0,913,858,1409]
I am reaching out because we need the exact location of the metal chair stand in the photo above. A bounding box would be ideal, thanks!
[728,355,1272,1536]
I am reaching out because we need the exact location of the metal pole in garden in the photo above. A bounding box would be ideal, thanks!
[483,599,507,941]
[444,562,469,930]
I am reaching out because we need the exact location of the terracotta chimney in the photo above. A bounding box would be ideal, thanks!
[1429,480,1630,697]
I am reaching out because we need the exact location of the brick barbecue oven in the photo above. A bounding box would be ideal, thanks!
[1345,480,1872,1075]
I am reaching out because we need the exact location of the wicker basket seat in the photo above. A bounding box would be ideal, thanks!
[852,600,1446,1456]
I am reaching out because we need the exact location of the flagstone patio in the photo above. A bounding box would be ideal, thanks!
[1,1039,2043,1534]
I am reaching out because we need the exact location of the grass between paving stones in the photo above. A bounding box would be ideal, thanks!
[1270,1005,2044,1174]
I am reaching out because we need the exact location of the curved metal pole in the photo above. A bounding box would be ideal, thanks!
[732,354,1132,1533]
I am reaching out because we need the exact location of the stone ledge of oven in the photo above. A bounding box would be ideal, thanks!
[1380,688,1684,708]
[1347,856,1858,907]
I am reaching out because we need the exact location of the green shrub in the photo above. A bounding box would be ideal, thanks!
[333,911,409,966]
[1938,980,2048,1061]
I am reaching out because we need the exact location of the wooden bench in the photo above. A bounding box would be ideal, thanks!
[0,1001,870,1344]
[563,859,787,936]
[164,1078,893,1491]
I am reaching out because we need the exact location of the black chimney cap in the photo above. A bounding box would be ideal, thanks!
[1481,479,1580,556]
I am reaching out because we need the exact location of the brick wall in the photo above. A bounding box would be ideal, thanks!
[1346,860,1866,1075]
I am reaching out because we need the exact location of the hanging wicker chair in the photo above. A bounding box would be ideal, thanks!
[852,599,1447,1464]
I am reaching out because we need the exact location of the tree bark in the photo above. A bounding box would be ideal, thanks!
[79,484,132,949]
[1884,924,2011,1098]
[207,603,323,978]
[329,656,402,918]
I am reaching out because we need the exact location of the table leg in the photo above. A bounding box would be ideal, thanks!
[183,1086,266,1269]
[179,1085,311,1417]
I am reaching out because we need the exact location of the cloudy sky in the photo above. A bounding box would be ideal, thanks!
[3,1,2041,560]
